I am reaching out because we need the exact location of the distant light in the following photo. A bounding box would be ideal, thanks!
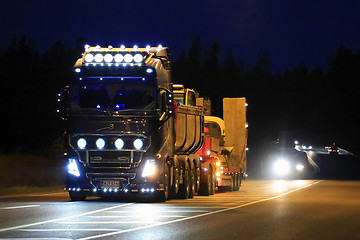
[146,68,153,73]
[294,140,299,145]
[245,147,249,151]
[245,102,248,107]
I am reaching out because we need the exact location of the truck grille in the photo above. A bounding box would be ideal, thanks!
[88,151,143,168]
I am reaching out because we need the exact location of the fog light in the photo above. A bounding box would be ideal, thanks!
[142,159,156,177]
[67,159,80,177]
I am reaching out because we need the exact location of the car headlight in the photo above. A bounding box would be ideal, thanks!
[142,159,156,177]
[77,138,87,149]
[273,159,290,175]
[296,164,304,171]
[67,158,80,177]
[133,138,143,150]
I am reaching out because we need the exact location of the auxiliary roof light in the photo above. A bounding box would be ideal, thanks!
[133,138,144,150]
[114,54,124,62]
[120,45,125,50]
[104,53,113,63]
[95,53,104,62]
[85,53,94,62]
[134,53,143,63]
[124,54,133,63]
[115,138,124,149]
[96,138,105,149]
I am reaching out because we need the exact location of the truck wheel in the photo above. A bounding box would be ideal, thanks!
[188,164,195,199]
[198,171,211,196]
[157,164,170,202]
[178,164,190,199]
[195,162,201,193]
[233,173,240,191]
[170,162,179,198]
[69,191,86,201]
[210,166,215,195]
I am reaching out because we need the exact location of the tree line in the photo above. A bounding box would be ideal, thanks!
[1,36,359,155]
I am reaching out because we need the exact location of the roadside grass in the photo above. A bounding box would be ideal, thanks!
[0,154,65,196]
[0,185,64,196]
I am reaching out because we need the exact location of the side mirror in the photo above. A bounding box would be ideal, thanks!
[159,88,174,122]
[57,86,69,120]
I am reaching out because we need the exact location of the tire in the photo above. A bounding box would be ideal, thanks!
[170,161,179,198]
[234,173,240,191]
[69,191,86,201]
[198,170,211,196]
[178,163,190,199]
[188,162,195,199]
[195,162,201,194]
[157,163,170,202]
[210,166,215,195]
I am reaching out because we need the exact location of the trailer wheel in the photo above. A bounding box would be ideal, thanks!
[170,161,179,198]
[199,170,211,196]
[178,162,190,199]
[210,166,215,195]
[69,191,86,201]
[188,162,195,199]
[233,173,240,191]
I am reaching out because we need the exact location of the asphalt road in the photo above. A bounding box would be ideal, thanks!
[1,179,360,240]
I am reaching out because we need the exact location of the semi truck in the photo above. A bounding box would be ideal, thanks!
[173,87,248,195]
[58,45,204,201]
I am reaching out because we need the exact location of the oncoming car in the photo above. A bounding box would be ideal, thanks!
[263,149,311,179]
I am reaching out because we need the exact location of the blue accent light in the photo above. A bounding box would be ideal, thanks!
[115,104,120,110]
[96,104,101,109]
[146,68,153,73]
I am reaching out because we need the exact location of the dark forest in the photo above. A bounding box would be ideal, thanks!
[1,36,360,156]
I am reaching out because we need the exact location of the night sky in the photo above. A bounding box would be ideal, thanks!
[2,0,360,71]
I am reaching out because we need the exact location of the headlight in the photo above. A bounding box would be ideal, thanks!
[142,159,156,177]
[273,159,290,175]
[67,158,80,177]
[77,138,87,149]
[96,138,105,149]
[296,164,304,171]
[133,138,143,150]
[115,138,124,149]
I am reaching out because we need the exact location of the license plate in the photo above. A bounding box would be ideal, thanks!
[101,180,120,188]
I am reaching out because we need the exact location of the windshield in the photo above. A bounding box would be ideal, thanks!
[69,83,157,114]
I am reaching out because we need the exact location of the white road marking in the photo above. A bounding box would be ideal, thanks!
[107,209,209,213]
[57,221,162,224]
[88,215,186,218]
[1,205,40,210]
[78,180,323,240]
[20,228,122,232]
[0,202,135,232]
